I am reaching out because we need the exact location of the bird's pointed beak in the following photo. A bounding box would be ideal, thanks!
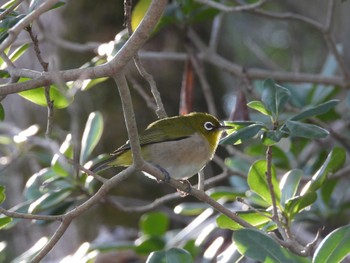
[218,123,232,130]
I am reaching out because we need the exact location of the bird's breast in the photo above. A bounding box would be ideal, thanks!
[142,133,213,180]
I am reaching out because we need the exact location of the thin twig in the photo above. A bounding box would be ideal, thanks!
[0,207,63,221]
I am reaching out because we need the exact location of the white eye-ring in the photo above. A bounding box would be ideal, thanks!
[204,121,215,131]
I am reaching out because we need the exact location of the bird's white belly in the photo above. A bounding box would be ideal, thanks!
[144,133,212,179]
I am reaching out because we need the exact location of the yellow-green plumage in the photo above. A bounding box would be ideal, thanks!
[91,112,227,180]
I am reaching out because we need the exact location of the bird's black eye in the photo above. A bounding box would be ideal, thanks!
[204,121,215,131]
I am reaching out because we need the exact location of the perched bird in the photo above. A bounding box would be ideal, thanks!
[90,112,229,180]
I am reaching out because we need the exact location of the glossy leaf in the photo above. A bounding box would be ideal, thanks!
[19,85,72,109]
[0,185,5,204]
[80,112,103,163]
[247,100,270,115]
[140,211,169,236]
[0,217,12,229]
[0,103,4,121]
[220,123,265,145]
[290,100,339,121]
[135,235,165,255]
[24,168,56,201]
[217,211,273,231]
[131,0,152,31]
[247,160,281,206]
[284,192,317,218]
[174,202,209,216]
[233,229,295,263]
[51,134,73,177]
[279,169,303,207]
[262,79,291,120]
[9,43,29,62]
[207,186,245,201]
[28,188,72,214]
[0,14,25,43]
[81,77,108,91]
[313,224,350,263]
[146,248,193,263]
[301,147,346,195]
[285,120,329,139]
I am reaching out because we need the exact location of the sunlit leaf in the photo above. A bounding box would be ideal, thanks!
[247,100,270,116]
[0,185,5,204]
[247,160,281,206]
[0,217,12,229]
[313,224,350,263]
[80,112,103,163]
[217,211,273,231]
[146,248,193,263]
[279,169,303,207]
[19,85,72,109]
[131,0,152,31]
[284,192,317,218]
[174,202,209,216]
[8,43,29,62]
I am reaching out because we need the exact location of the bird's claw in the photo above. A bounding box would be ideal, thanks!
[177,179,192,197]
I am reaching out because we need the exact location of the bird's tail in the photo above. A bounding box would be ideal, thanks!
[89,155,116,173]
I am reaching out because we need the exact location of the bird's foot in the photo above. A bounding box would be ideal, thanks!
[177,179,192,197]
[154,164,171,183]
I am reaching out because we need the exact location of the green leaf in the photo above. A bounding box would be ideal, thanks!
[285,120,329,139]
[146,248,193,263]
[261,130,286,146]
[247,100,270,116]
[0,14,25,43]
[217,211,273,231]
[9,43,29,62]
[207,186,245,201]
[301,147,346,195]
[131,0,152,31]
[19,85,72,109]
[0,185,5,204]
[284,192,317,218]
[290,100,339,121]
[135,236,165,255]
[279,169,303,207]
[233,229,295,263]
[80,112,103,163]
[51,134,73,177]
[0,103,4,121]
[220,123,264,145]
[0,217,12,229]
[247,160,281,206]
[81,77,108,91]
[262,79,291,120]
[140,211,169,236]
[174,202,209,216]
[28,188,72,213]
[313,224,350,263]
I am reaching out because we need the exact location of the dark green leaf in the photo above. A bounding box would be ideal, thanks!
[0,103,4,121]
[19,85,72,109]
[285,120,329,139]
[290,100,339,121]
[247,160,281,206]
[279,169,303,207]
[220,124,264,145]
[0,185,5,204]
[233,229,294,263]
[146,248,193,263]
[313,224,350,263]
[140,211,169,236]
[0,14,25,44]
[301,147,346,195]
[284,192,317,218]
[262,79,291,120]
[217,211,273,231]
[80,112,103,163]
[135,235,165,255]
[247,100,270,115]
[0,217,12,229]
[261,130,286,145]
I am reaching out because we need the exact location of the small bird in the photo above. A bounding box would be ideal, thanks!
[90,112,229,180]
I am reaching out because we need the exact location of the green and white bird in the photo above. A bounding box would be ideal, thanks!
[91,112,229,180]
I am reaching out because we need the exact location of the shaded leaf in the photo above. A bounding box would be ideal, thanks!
[135,236,165,255]
[284,192,317,218]
[146,248,193,263]
[0,14,25,44]
[140,211,169,236]
[0,185,5,204]
[0,103,4,121]
[290,100,339,121]
[262,79,291,120]
[313,224,350,263]
[220,123,264,145]
[285,120,329,139]
[247,160,281,206]
[301,147,346,195]
[233,229,295,263]
[80,112,103,163]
